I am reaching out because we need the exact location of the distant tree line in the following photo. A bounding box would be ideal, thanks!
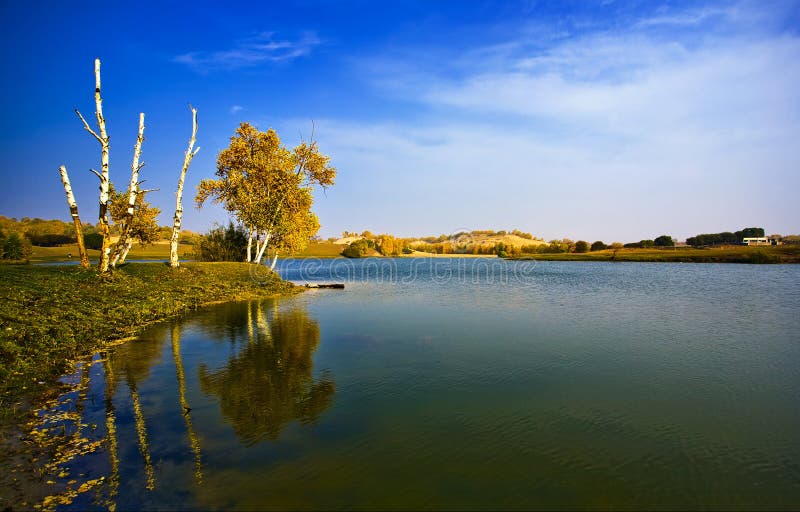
[686,228,765,247]
[342,234,411,258]
[0,215,196,249]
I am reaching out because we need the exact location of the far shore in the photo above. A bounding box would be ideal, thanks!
[509,245,800,264]
[20,240,800,264]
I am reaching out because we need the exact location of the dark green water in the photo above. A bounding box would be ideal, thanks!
[37,259,800,510]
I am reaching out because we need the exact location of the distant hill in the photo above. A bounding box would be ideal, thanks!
[331,230,547,256]
[428,232,547,249]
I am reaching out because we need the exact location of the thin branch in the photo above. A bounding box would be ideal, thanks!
[89,168,104,181]
[75,109,102,143]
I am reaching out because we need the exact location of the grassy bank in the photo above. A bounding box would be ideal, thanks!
[509,245,800,263]
[0,262,298,413]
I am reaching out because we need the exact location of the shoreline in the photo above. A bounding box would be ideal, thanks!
[508,245,800,264]
[0,262,300,509]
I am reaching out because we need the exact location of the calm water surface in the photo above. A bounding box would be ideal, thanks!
[38,259,800,510]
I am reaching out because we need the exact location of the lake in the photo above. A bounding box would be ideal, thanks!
[34,258,800,510]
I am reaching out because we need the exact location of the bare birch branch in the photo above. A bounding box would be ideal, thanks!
[75,109,102,143]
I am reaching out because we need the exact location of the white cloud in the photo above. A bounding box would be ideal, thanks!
[175,31,321,71]
[312,4,800,240]
[230,105,244,114]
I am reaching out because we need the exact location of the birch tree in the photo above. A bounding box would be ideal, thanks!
[195,123,334,267]
[109,113,145,267]
[169,106,200,268]
[58,165,90,268]
[75,59,113,273]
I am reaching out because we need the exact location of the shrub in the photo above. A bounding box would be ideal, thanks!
[590,241,607,251]
[574,240,590,253]
[654,235,674,247]
[26,233,76,246]
[342,239,375,258]
[84,233,104,250]
[195,223,249,262]
[2,233,32,260]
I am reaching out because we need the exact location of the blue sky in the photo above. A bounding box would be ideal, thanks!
[1,0,798,242]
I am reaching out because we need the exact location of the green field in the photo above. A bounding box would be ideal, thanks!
[27,241,345,263]
[293,242,346,258]
[510,245,800,263]
[28,242,193,263]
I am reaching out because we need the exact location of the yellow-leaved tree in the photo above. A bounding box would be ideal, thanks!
[195,123,334,268]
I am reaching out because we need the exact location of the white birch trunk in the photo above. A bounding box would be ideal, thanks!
[170,106,199,268]
[119,239,133,264]
[246,229,254,262]
[111,112,145,267]
[255,232,270,264]
[269,253,278,271]
[111,238,134,267]
[110,249,121,268]
[76,58,111,273]
[58,165,90,268]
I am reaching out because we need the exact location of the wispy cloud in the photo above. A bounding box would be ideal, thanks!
[175,31,321,71]
[230,105,244,114]
[635,5,735,28]
[322,2,800,240]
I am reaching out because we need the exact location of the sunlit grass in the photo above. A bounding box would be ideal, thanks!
[29,242,192,262]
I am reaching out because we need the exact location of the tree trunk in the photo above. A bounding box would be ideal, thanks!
[255,232,270,264]
[75,59,111,274]
[246,229,254,262]
[119,238,133,264]
[111,238,133,267]
[94,59,111,274]
[269,252,278,271]
[110,113,145,267]
[170,106,199,268]
[58,165,90,268]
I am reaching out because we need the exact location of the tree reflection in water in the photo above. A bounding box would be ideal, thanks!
[107,329,167,492]
[29,298,333,510]
[199,300,335,446]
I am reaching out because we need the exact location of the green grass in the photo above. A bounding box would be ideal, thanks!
[28,241,339,262]
[510,245,800,263]
[28,242,192,262]
[0,262,298,414]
